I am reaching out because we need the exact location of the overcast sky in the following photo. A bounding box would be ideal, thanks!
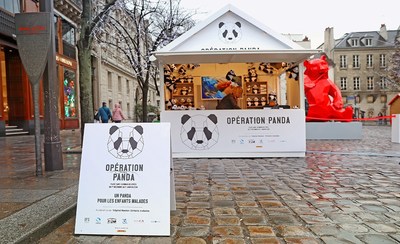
[179,0,399,48]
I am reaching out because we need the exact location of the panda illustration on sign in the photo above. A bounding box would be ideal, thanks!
[180,114,219,150]
[107,125,144,159]
[218,21,242,44]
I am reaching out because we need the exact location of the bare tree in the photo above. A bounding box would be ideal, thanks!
[387,26,400,88]
[77,0,119,136]
[96,0,195,121]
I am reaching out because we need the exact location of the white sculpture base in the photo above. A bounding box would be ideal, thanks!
[306,122,362,140]
[391,114,400,143]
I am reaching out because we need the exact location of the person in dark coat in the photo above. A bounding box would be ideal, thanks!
[216,86,243,109]
[98,102,112,123]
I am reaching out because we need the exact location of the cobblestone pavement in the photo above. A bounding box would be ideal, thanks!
[34,126,400,244]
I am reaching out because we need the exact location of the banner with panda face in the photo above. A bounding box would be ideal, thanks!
[75,123,171,236]
[162,109,305,157]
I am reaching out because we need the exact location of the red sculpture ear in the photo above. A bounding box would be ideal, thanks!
[321,55,327,61]
[304,60,309,67]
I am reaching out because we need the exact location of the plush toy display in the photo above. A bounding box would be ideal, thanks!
[225,70,236,81]
[248,67,258,82]
[304,55,353,121]
[178,66,187,76]
[164,65,176,107]
[258,62,276,74]
[268,91,278,107]
[286,65,299,81]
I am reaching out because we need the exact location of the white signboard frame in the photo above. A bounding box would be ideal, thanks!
[75,123,171,236]
[162,109,305,158]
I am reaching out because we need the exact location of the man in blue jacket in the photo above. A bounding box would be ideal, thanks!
[98,102,112,123]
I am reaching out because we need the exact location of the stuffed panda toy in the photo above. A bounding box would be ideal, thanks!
[248,67,258,82]
[258,62,276,74]
[268,92,278,107]
[287,66,299,80]
[178,66,187,76]
[226,70,236,81]
[187,64,200,70]
[218,21,242,43]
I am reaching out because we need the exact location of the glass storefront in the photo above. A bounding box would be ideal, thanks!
[63,68,77,118]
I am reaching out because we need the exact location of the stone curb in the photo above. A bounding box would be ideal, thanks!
[0,185,78,244]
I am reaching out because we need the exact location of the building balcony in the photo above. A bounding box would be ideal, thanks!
[54,0,82,23]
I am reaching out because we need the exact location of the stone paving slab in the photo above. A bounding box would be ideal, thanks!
[1,126,400,243]
[40,152,400,243]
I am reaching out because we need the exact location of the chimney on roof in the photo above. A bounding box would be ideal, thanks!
[380,24,388,41]
[324,27,334,59]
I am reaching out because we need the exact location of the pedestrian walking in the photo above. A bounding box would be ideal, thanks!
[93,109,100,123]
[98,102,112,123]
[378,112,383,125]
[112,103,126,123]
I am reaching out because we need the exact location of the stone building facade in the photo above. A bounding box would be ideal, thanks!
[323,25,400,119]
[91,3,159,122]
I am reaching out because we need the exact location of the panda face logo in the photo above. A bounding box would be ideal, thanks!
[218,21,242,44]
[107,125,144,159]
[180,114,219,150]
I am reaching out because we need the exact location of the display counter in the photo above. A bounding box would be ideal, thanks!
[161,108,305,158]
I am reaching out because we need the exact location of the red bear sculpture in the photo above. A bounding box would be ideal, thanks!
[304,55,353,122]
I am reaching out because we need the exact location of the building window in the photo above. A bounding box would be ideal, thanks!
[351,38,359,47]
[365,38,372,46]
[340,77,347,90]
[366,54,373,68]
[353,77,360,90]
[353,55,360,68]
[62,20,76,45]
[127,102,131,119]
[367,76,374,90]
[61,19,76,59]
[380,95,387,103]
[118,76,122,92]
[63,68,77,118]
[108,71,112,90]
[379,54,386,67]
[339,55,347,68]
[126,79,130,94]
[379,76,388,89]
[0,0,20,13]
